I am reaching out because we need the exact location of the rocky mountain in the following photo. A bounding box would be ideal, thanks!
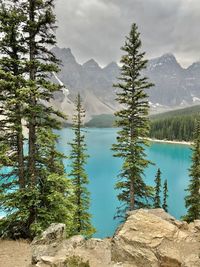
[51,47,119,122]
[51,47,200,121]
[146,53,200,107]
[32,209,200,267]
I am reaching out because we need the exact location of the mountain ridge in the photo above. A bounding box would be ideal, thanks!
[50,47,200,122]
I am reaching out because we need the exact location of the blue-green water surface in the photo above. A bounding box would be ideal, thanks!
[57,128,191,238]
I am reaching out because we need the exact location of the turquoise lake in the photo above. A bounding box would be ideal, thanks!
[57,128,191,238]
[0,128,191,238]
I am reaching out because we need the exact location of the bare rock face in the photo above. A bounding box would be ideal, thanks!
[112,209,200,267]
[31,209,200,267]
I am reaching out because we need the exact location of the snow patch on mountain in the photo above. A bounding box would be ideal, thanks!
[193,96,200,103]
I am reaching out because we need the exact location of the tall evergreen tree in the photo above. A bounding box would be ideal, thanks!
[0,0,26,190]
[69,94,95,237]
[154,169,161,208]
[162,179,168,212]
[0,0,75,239]
[112,23,154,218]
[21,0,63,187]
[183,119,200,222]
[28,128,75,237]
[0,1,30,238]
[22,0,73,236]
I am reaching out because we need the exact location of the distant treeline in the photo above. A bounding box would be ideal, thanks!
[150,105,200,141]
[81,106,200,142]
[85,114,116,128]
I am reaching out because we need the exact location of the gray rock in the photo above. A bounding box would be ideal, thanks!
[32,209,200,267]
[112,209,200,267]
[31,223,66,264]
[193,220,200,231]
[32,223,66,246]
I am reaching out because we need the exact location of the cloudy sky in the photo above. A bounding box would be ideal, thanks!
[55,0,200,67]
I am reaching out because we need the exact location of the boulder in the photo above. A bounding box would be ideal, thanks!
[32,223,66,245]
[32,223,66,264]
[112,209,200,267]
[31,209,200,267]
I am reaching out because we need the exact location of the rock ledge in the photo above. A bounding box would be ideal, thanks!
[31,209,200,267]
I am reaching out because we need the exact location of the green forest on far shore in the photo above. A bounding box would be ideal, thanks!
[84,105,200,141]
[149,105,200,141]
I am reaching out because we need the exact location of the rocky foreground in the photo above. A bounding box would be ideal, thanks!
[31,209,200,267]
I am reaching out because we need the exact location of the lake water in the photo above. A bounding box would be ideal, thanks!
[57,128,191,238]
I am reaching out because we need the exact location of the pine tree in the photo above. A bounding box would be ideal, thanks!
[112,23,154,218]
[0,1,29,238]
[69,94,95,237]
[0,0,75,239]
[21,0,63,187]
[162,179,168,212]
[0,0,26,190]
[154,169,161,208]
[22,0,73,237]
[183,119,200,222]
[29,128,75,237]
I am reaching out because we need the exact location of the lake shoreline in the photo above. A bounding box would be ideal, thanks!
[64,127,193,147]
[146,138,192,146]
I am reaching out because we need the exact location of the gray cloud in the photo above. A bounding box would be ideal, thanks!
[55,0,200,67]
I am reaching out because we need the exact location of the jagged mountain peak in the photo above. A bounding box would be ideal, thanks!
[154,53,178,66]
[103,61,120,80]
[62,47,73,55]
[148,53,181,71]
[51,46,77,64]
[150,53,175,62]
[103,61,119,70]
[51,46,200,116]
[82,58,101,69]
[160,53,176,61]
[187,61,200,71]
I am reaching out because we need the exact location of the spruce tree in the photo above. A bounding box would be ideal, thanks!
[162,179,168,212]
[154,169,161,208]
[29,128,75,236]
[112,23,154,218]
[183,119,200,222]
[22,0,74,237]
[0,1,29,238]
[0,0,75,239]
[21,0,63,187]
[0,3,29,239]
[69,94,95,237]
[0,0,26,189]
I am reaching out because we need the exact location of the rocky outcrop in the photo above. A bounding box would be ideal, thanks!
[112,209,200,267]
[31,209,200,267]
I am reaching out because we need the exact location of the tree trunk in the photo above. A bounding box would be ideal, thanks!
[130,88,135,210]
[16,112,25,188]
[130,177,135,210]
[77,108,82,233]
[12,36,25,188]
[28,0,36,186]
